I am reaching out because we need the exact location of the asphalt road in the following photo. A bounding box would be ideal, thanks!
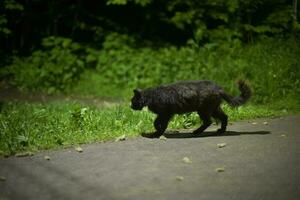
[1,115,299,200]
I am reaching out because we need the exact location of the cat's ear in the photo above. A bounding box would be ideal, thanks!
[133,89,142,97]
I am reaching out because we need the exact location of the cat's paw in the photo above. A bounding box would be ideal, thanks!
[216,128,226,134]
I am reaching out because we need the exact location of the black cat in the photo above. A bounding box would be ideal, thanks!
[131,80,251,138]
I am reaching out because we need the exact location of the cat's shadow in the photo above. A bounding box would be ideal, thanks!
[141,130,271,138]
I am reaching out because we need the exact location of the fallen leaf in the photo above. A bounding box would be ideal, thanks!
[280,134,287,137]
[182,157,192,164]
[217,143,226,148]
[75,147,83,153]
[0,176,6,181]
[251,122,257,125]
[115,134,126,142]
[159,135,167,140]
[263,121,268,125]
[44,156,51,161]
[176,176,184,181]
[215,167,225,172]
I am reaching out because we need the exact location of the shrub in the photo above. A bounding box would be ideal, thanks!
[6,36,85,93]
[3,32,300,105]
[92,33,300,104]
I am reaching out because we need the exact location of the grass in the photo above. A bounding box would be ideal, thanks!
[66,37,300,105]
[1,35,299,157]
[5,37,299,103]
[0,100,296,156]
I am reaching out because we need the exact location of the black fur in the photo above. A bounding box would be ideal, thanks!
[131,80,251,137]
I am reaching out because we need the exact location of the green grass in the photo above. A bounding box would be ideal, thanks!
[0,100,297,156]
[4,37,299,104]
[67,37,300,104]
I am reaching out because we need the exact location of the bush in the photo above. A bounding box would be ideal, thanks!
[6,36,85,93]
[92,33,300,104]
[3,33,299,106]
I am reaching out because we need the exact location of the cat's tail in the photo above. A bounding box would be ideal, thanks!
[221,80,252,107]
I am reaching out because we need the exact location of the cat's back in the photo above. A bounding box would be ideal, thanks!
[158,80,220,92]
[144,80,222,102]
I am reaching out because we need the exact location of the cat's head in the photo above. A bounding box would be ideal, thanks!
[131,89,145,110]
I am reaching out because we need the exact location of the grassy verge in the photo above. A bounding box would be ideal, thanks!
[0,100,297,156]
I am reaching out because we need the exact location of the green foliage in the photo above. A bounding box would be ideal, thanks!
[4,32,299,105]
[0,101,290,156]
[0,15,11,35]
[3,0,24,10]
[81,33,299,104]
[237,37,300,103]
[0,102,149,155]
[107,0,152,6]
[6,36,85,93]
[2,0,299,56]
[70,106,89,130]
[104,0,299,44]
[0,0,23,36]
[107,0,128,5]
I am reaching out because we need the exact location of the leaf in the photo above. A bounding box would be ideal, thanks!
[217,143,226,148]
[171,10,196,29]
[0,176,6,181]
[62,39,72,48]
[175,176,184,181]
[44,156,51,161]
[182,157,192,164]
[0,15,8,24]
[159,135,167,140]
[75,147,83,153]
[280,134,287,137]
[0,27,11,35]
[106,0,127,5]
[86,54,97,63]
[210,11,229,22]
[80,107,88,115]
[4,0,24,10]
[134,0,152,6]
[243,24,278,34]
[215,167,225,172]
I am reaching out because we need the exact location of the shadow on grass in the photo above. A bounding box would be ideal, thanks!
[141,130,271,139]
